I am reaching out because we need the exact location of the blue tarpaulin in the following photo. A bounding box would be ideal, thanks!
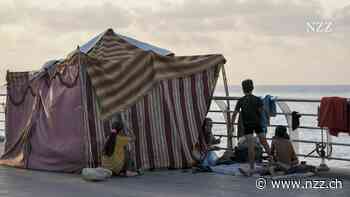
[79,29,173,56]
[41,29,173,71]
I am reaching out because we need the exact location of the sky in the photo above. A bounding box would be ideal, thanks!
[0,0,349,85]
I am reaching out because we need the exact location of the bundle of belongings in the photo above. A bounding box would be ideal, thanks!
[318,97,350,136]
[235,136,264,163]
[251,126,316,177]
[194,125,317,177]
[190,135,264,175]
[250,161,317,179]
[81,167,113,182]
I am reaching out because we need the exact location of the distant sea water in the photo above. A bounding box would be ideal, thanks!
[1,85,350,167]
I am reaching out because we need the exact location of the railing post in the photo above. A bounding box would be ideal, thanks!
[277,101,299,154]
[221,66,233,149]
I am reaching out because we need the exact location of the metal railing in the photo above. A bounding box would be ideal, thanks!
[0,93,5,135]
[210,96,350,162]
[1,92,349,162]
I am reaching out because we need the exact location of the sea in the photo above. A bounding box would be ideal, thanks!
[1,85,350,168]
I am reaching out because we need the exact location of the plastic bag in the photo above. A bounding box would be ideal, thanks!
[81,167,113,182]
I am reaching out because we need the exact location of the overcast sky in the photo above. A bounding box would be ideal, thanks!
[0,0,349,85]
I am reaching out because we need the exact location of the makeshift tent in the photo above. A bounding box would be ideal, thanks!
[1,29,226,172]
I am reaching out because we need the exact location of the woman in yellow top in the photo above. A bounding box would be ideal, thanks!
[102,121,138,177]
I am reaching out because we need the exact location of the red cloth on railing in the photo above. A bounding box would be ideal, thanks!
[318,97,349,136]
[348,101,350,133]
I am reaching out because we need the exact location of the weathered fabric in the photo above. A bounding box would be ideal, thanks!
[82,71,108,168]
[83,29,223,169]
[0,72,36,168]
[26,60,86,172]
[123,67,219,169]
[86,29,226,119]
[2,28,225,172]
[2,58,88,172]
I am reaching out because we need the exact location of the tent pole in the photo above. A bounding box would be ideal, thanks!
[221,65,232,149]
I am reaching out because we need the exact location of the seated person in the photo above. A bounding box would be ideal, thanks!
[202,118,220,145]
[102,121,138,177]
[269,125,298,175]
[191,142,219,172]
[190,118,223,170]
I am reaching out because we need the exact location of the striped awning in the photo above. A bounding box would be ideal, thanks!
[85,29,226,119]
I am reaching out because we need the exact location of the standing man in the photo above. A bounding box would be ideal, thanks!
[232,79,271,176]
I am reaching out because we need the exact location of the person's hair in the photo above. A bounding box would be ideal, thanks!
[202,117,213,144]
[112,121,124,131]
[104,121,124,156]
[202,118,213,132]
[241,79,254,94]
[274,125,290,140]
[104,132,116,157]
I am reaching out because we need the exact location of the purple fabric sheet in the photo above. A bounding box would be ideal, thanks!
[27,66,86,173]
[2,79,36,164]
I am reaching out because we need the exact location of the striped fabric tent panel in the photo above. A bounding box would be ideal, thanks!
[123,68,219,169]
[83,29,225,169]
[86,29,226,119]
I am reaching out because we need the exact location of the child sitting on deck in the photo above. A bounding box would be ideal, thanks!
[269,125,299,175]
[102,121,138,177]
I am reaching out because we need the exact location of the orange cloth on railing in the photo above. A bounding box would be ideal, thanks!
[318,97,349,136]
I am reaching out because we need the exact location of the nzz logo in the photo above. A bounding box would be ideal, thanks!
[306,21,334,33]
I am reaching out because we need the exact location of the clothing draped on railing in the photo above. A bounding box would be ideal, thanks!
[318,97,350,136]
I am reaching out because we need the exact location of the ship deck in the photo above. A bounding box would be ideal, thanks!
[0,165,349,197]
